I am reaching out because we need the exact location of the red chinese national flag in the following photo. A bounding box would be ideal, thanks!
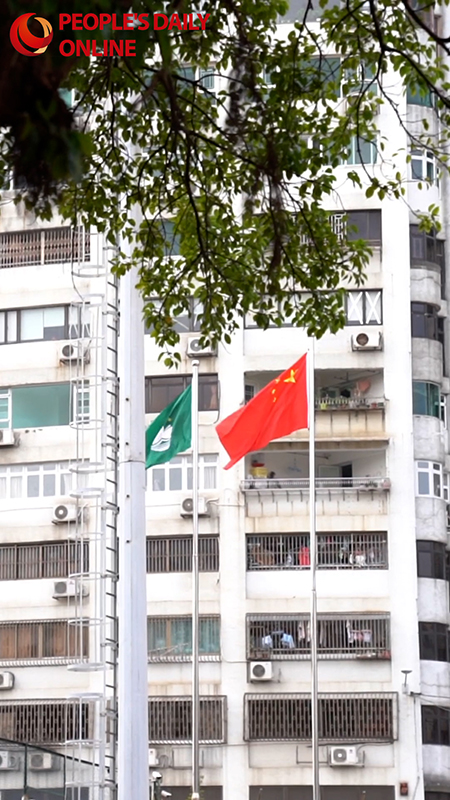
[216,354,308,469]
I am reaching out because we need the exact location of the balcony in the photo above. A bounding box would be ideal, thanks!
[0,226,90,269]
[246,532,388,571]
[245,369,386,444]
[247,613,391,660]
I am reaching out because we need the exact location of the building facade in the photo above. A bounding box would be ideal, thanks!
[0,4,450,800]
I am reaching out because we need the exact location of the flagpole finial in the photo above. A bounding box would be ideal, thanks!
[191,359,200,367]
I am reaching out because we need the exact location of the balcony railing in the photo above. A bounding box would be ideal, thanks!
[241,476,391,493]
[0,227,90,268]
[247,532,388,570]
[315,396,385,411]
[247,613,390,660]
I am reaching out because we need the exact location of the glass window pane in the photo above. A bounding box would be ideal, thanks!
[10,476,22,499]
[434,472,441,497]
[11,384,71,428]
[0,313,5,344]
[43,474,56,496]
[43,307,66,340]
[27,475,40,497]
[346,293,364,323]
[6,311,17,343]
[152,470,165,491]
[418,471,430,495]
[169,468,182,491]
[21,309,44,341]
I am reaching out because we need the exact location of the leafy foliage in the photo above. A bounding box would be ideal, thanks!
[1,0,449,361]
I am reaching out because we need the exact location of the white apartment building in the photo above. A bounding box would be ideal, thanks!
[0,4,449,800]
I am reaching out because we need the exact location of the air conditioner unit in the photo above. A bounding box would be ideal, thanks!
[0,429,16,447]
[0,672,14,690]
[53,579,88,600]
[351,331,383,351]
[249,661,273,682]
[186,337,216,358]
[59,343,90,364]
[148,748,159,767]
[329,746,363,766]
[180,496,210,517]
[28,752,58,771]
[52,499,79,524]
[0,751,20,771]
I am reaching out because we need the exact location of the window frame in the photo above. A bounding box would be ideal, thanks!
[410,147,437,184]
[0,619,89,662]
[412,381,441,418]
[416,460,444,499]
[422,705,450,746]
[149,454,218,493]
[148,696,226,744]
[345,290,382,325]
[419,621,450,662]
[0,462,74,502]
[0,305,78,345]
[417,540,446,580]
[0,383,87,429]
[0,540,89,581]
[345,135,377,166]
[411,302,439,340]
[147,615,220,661]
[145,374,218,413]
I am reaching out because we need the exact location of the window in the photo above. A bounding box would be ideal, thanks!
[0,540,89,580]
[345,290,382,325]
[146,296,203,334]
[146,536,219,573]
[148,697,226,743]
[150,454,218,492]
[343,63,378,96]
[199,67,215,92]
[0,462,76,502]
[0,620,89,661]
[422,706,450,746]
[410,226,445,269]
[411,303,439,340]
[0,304,89,345]
[411,148,437,183]
[413,382,440,418]
[0,383,89,428]
[419,622,450,662]
[246,533,388,570]
[438,317,447,377]
[160,220,181,256]
[406,82,434,108]
[145,375,218,413]
[306,57,341,99]
[0,701,91,744]
[345,136,377,166]
[417,541,446,580]
[244,693,396,742]
[0,227,90,269]
[416,460,443,498]
[148,616,220,660]
[247,614,390,660]
[346,210,382,244]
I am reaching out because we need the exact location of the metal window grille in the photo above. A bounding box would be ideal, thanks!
[0,620,89,662]
[246,533,388,571]
[329,213,347,240]
[148,696,226,743]
[244,693,397,742]
[0,700,91,744]
[146,536,219,573]
[247,614,390,660]
[0,227,90,269]
[0,540,89,581]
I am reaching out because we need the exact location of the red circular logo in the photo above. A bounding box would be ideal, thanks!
[10,13,53,56]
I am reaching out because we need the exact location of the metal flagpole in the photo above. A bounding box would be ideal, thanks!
[117,261,149,800]
[308,338,320,800]
[191,359,200,800]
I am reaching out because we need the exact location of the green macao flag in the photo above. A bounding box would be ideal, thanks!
[145,385,192,469]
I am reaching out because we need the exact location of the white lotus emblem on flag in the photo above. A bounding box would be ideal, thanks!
[151,424,173,452]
